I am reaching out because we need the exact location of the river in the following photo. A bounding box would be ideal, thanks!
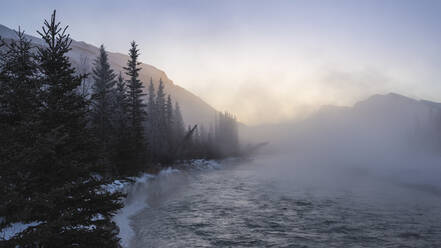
[126,157,441,248]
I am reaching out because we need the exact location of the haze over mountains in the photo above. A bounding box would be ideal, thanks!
[246,93,441,151]
[237,93,441,206]
[0,24,217,126]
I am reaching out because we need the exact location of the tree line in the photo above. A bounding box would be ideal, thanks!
[0,11,240,247]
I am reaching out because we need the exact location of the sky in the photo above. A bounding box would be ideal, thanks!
[1,0,441,124]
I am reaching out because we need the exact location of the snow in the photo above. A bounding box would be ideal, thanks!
[0,159,221,245]
[112,173,154,248]
[103,179,130,194]
[113,197,147,247]
[111,159,221,247]
[0,221,41,241]
[189,159,222,170]
[159,167,180,175]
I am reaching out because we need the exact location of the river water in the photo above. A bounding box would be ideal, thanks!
[127,157,441,248]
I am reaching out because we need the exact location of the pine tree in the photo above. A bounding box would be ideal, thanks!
[147,78,156,118]
[111,72,130,175]
[155,79,168,160]
[91,44,117,143]
[146,78,158,160]
[173,101,185,158]
[165,95,174,152]
[156,78,166,123]
[0,28,42,236]
[114,72,128,131]
[124,41,147,169]
[174,102,185,139]
[0,11,124,247]
[0,28,40,124]
[166,95,173,127]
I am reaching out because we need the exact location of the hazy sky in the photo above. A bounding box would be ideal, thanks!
[2,0,441,124]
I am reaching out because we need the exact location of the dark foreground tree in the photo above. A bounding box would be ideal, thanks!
[0,11,123,247]
[0,29,42,235]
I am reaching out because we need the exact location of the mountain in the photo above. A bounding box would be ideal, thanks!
[0,24,217,125]
[245,93,441,155]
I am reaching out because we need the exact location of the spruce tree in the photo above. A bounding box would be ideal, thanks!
[171,102,185,159]
[0,11,124,247]
[165,95,174,152]
[166,95,173,127]
[146,78,157,160]
[0,29,42,236]
[91,44,117,143]
[91,45,117,175]
[174,102,185,142]
[114,72,128,131]
[155,79,168,160]
[124,41,147,169]
[156,78,166,125]
[147,78,156,118]
[112,72,130,175]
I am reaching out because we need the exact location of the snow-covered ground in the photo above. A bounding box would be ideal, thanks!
[0,220,41,241]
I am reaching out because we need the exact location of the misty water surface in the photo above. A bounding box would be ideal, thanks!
[127,157,441,248]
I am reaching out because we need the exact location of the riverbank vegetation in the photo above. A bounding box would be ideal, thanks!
[0,11,240,247]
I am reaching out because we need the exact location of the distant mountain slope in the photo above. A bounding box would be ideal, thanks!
[0,24,217,125]
[243,92,441,187]
[244,93,441,154]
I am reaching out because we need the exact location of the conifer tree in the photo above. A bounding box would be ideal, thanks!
[156,78,166,123]
[173,101,185,155]
[0,29,40,124]
[166,95,173,127]
[146,78,158,160]
[155,79,168,159]
[124,41,147,168]
[147,78,156,118]
[111,72,130,175]
[91,44,117,143]
[0,11,123,247]
[0,29,42,236]
[166,95,174,151]
[114,72,127,131]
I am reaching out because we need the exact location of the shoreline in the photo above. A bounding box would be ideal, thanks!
[110,158,242,247]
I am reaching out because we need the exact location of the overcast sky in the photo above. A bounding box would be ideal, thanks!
[2,0,441,124]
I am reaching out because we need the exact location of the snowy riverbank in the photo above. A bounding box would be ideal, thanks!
[0,159,226,245]
[110,159,224,247]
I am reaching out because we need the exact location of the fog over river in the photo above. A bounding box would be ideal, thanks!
[117,93,441,247]
[124,155,441,248]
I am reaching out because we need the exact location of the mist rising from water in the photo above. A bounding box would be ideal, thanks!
[242,93,441,190]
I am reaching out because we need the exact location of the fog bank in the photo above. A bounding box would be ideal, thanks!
[242,93,441,189]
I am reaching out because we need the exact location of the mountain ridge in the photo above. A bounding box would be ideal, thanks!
[0,23,217,125]
[242,92,441,147]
